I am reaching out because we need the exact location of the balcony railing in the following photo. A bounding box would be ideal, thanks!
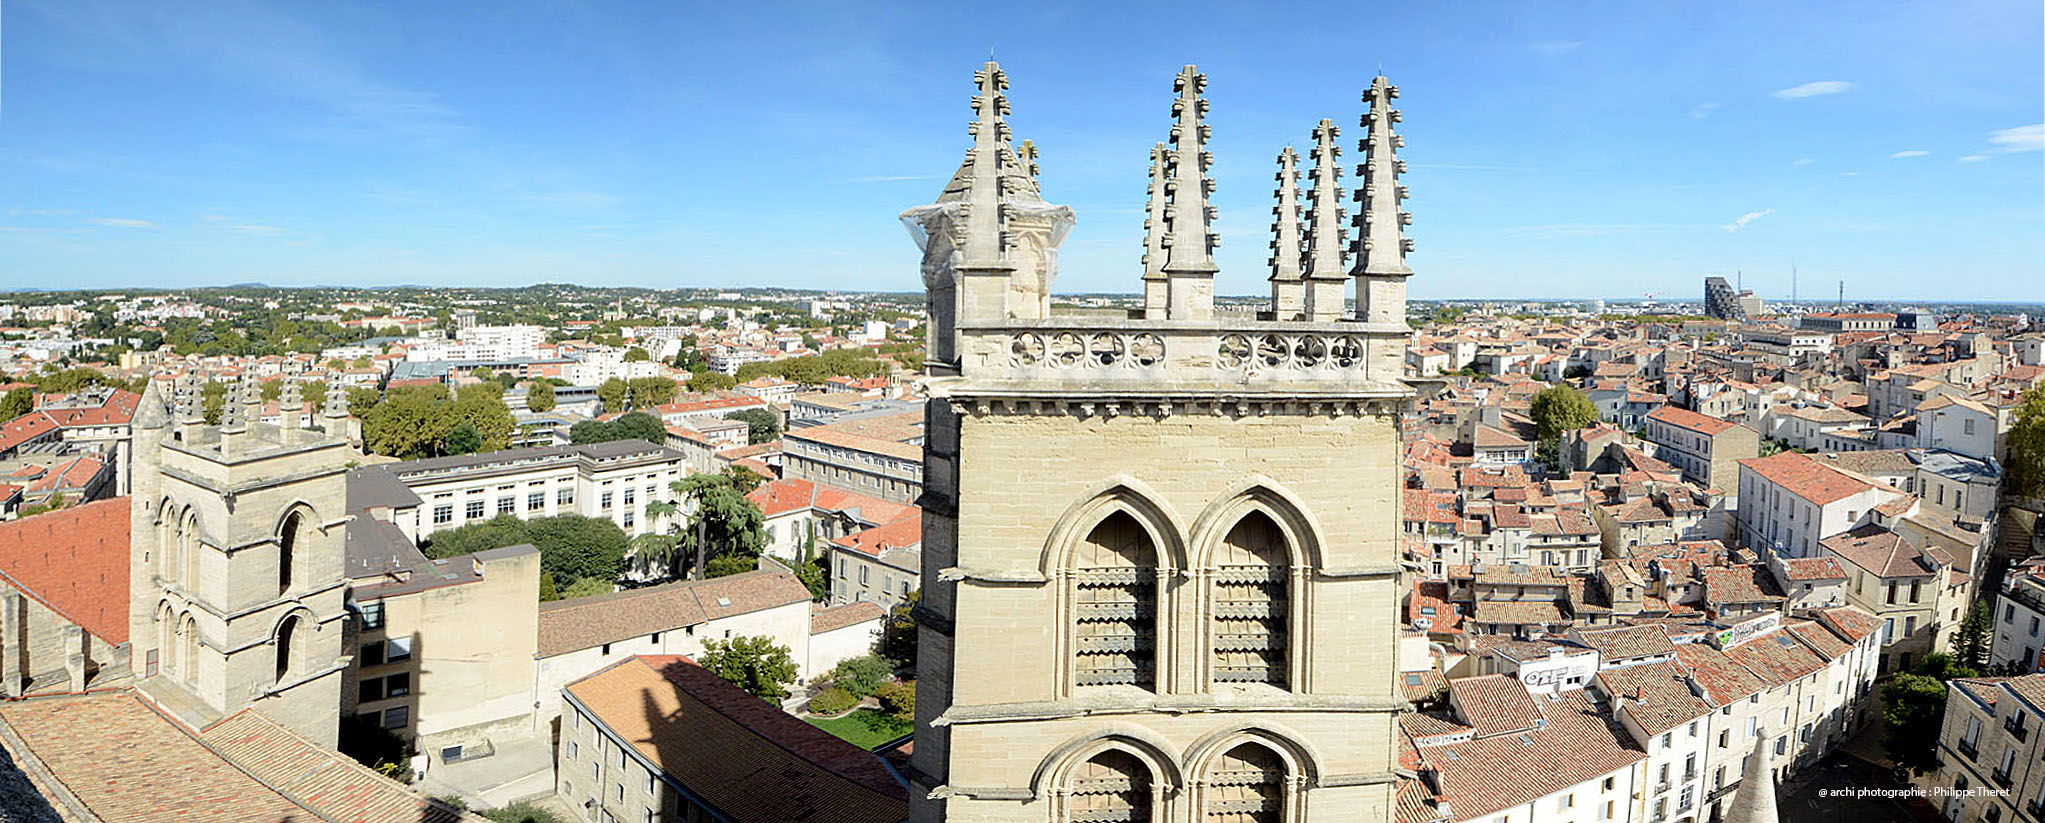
[2007,718,2031,742]
[1994,769,2015,789]
[1958,739,1979,760]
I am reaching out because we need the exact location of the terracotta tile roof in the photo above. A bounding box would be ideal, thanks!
[200,708,483,822]
[1702,565,1787,606]
[1419,689,1643,821]
[0,497,131,643]
[1473,564,1567,587]
[1401,668,1450,702]
[536,569,811,657]
[1822,526,1943,578]
[1409,581,1465,635]
[1951,677,2006,711]
[568,656,908,823]
[1811,606,1881,643]
[1784,619,1852,659]
[783,411,924,462]
[1401,711,1473,742]
[1646,405,1738,435]
[1472,599,1568,626]
[1739,451,1881,506]
[0,691,308,822]
[1573,625,1677,662]
[1672,643,1769,706]
[1723,631,1828,686]
[1396,777,1449,823]
[1597,660,1712,736]
[1778,556,1847,581]
[811,601,885,634]
[1449,674,1545,738]
[830,509,923,557]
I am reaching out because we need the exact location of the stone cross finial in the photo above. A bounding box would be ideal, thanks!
[1161,65,1218,320]
[1304,118,1348,321]
[1268,147,1305,320]
[1140,142,1171,316]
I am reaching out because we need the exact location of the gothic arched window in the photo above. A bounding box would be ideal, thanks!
[278,510,305,595]
[1201,742,1287,823]
[275,614,304,683]
[1211,512,1289,687]
[180,512,202,592]
[1067,749,1154,823]
[178,614,198,686]
[1072,511,1159,690]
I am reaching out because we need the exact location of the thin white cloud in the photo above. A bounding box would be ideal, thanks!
[226,223,287,235]
[1959,154,1989,163]
[1987,123,2044,153]
[1530,40,1584,55]
[1793,157,1815,166]
[1688,101,1721,119]
[836,175,932,184]
[1838,171,1861,177]
[1722,209,1772,233]
[1888,150,1929,159]
[6,207,76,217]
[85,217,159,229]
[1771,81,1853,99]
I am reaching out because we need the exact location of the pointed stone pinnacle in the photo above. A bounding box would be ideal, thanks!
[1162,65,1218,275]
[1269,147,1303,283]
[960,61,1015,270]
[1352,74,1413,277]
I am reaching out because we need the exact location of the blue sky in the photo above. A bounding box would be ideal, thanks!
[2,0,2040,300]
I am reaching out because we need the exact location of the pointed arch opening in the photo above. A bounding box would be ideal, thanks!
[177,613,198,686]
[1211,512,1290,688]
[278,509,307,595]
[1067,748,1156,823]
[275,613,307,683]
[179,511,201,592]
[1072,511,1160,691]
[1201,742,1288,823]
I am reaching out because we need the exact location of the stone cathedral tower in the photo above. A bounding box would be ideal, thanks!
[905,63,1417,823]
[127,375,354,748]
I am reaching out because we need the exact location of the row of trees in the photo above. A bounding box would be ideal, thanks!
[596,376,678,413]
[568,411,667,445]
[419,513,628,601]
[734,349,890,386]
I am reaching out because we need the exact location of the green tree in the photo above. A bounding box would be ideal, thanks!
[1529,384,1600,441]
[557,576,615,599]
[526,381,556,413]
[624,347,651,362]
[698,635,800,702]
[881,589,919,667]
[260,380,284,402]
[452,383,516,451]
[0,387,34,422]
[346,385,383,415]
[362,385,453,459]
[1882,672,1950,775]
[828,654,894,698]
[1563,364,1594,381]
[441,422,484,456]
[794,555,828,601]
[703,554,755,578]
[422,514,627,592]
[2010,387,2045,499]
[201,380,228,425]
[689,370,737,392]
[598,377,629,412]
[724,408,781,444]
[627,376,677,409]
[875,680,915,722]
[636,466,765,580]
[1955,602,1993,671]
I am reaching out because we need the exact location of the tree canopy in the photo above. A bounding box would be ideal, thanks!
[698,635,799,702]
[1529,384,1600,441]
[2010,387,2045,498]
[733,348,889,386]
[526,381,556,413]
[635,466,766,580]
[724,408,780,444]
[361,383,515,459]
[420,513,627,594]
[568,411,668,446]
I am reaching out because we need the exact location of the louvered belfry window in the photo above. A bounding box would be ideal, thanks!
[1069,749,1153,823]
[1204,743,1286,823]
[1212,512,1289,686]
[1073,512,1158,689]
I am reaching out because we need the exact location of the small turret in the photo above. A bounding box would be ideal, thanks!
[1304,118,1348,321]
[1160,65,1218,320]
[1267,147,1305,320]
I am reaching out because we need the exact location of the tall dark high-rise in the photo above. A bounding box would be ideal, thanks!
[1703,275,1744,320]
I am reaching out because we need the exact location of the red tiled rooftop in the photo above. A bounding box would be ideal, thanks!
[0,497,131,643]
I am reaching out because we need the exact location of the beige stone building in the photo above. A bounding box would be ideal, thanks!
[905,63,1415,822]
[1924,675,2045,823]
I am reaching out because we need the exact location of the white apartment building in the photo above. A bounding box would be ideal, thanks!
[404,324,547,362]
[353,440,690,543]
[1736,451,1907,558]
[1925,675,2045,823]
[1994,562,2045,674]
